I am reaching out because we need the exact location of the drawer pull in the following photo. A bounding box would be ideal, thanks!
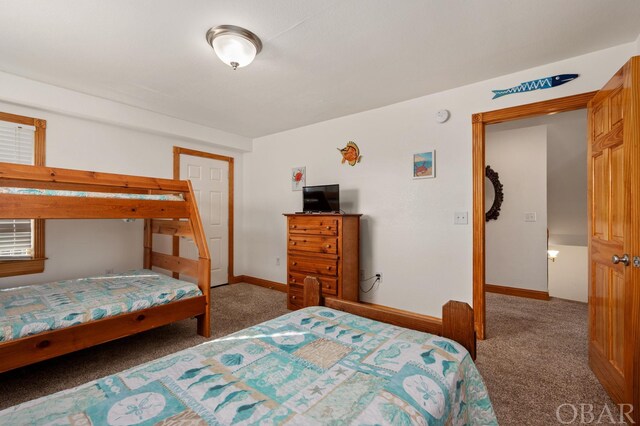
[291,242,296,245]
[292,262,297,266]
[291,278,296,282]
[292,295,297,300]
[136,314,146,321]
[326,266,332,270]
[291,225,297,229]
[37,340,50,349]
[326,245,331,248]
[326,226,331,229]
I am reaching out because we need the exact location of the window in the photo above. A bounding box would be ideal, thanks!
[0,111,46,277]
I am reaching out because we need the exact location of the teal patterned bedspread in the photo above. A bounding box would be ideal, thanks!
[0,187,183,201]
[0,269,202,342]
[0,307,497,425]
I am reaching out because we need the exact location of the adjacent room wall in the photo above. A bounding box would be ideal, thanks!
[243,42,634,318]
[546,110,588,246]
[0,100,247,289]
[548,244,588,303]
[546,110,588,302]
[487,109,589,301]
[485,125,548,292]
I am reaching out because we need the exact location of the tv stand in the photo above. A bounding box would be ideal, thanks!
[283,213,361,310]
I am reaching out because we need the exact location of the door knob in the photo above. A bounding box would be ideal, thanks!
[612,254,630,266]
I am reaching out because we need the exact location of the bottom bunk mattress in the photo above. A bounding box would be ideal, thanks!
[0,306,497,425]
[0,269,202,342]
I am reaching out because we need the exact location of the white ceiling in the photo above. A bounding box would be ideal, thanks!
[0,1,638,138]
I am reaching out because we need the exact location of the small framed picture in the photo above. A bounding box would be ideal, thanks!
[292,166,306,191]
[413,151,435,179]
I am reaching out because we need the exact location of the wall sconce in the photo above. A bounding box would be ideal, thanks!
[206,25,262,70]
[547,250,559,262]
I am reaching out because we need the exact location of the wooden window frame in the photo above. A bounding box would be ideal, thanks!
[0,111,46,278]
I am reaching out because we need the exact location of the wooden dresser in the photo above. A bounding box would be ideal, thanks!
[284,213,361,310]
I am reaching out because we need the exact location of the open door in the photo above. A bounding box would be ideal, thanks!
[588,56,640,422]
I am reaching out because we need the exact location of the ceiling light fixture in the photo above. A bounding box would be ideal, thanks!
[206,25,262,70]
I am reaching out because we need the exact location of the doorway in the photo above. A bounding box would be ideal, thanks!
[484,109,588,304]
[173,146,234,286]
[474,57,640,422]
[471,92,596,340]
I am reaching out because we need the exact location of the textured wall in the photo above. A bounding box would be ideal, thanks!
[243,43,634,317]
[485,125,548,292]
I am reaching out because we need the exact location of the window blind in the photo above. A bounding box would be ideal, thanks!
[0,120,35,259]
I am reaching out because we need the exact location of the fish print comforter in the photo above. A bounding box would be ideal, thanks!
[0,269,202,342]
[0,306,497,425]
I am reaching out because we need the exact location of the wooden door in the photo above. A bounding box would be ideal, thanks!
[588,56,640,421]
[180,155,229,286]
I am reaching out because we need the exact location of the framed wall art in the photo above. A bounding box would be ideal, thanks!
[413,150,435,179]
[292,166,306,191]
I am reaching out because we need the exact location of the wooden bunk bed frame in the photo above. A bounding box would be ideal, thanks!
[0,162,211,373]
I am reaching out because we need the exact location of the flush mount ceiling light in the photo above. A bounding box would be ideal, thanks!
[206,25,262,70]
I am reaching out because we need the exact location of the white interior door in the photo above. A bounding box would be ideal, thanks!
[180,155,229,286]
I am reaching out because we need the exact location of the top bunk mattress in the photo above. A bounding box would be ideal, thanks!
[0,269,202,342]
[0,187,183,201]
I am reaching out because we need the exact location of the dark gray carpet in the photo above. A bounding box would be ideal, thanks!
[476,293,622,425]
[0,286,622,425]
[0,283,289,410]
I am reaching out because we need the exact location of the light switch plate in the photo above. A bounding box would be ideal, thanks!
[454,211,468,225]
[524,212,537,222]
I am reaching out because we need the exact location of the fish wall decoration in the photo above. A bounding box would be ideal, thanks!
[491,74,578,99]
[338,141,362,166]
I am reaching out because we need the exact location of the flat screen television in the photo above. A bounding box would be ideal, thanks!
[303,184,339,213]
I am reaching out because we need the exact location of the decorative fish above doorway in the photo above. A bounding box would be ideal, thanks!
[491,74,579,99]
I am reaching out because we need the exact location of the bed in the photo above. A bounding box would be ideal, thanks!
[0,305,497,425]
[0,269,202,342]
[0,162,212,372]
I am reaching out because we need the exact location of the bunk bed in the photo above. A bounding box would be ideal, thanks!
[0,162,211,373]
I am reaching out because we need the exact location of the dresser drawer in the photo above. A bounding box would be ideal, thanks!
[289,255,338,277]
[288,235,337,254]
[289,218,338,236]
[288,284,304,309]
[288,272,338,296]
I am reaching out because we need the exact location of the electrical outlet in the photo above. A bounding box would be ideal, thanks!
[454,211,468,225]
[276,257,280,266]
[375,273,383,283]
[360,269,365,281]
[524,212,537,222]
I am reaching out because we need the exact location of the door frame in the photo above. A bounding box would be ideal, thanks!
[471,91,597,340]
[173,146,236,284]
